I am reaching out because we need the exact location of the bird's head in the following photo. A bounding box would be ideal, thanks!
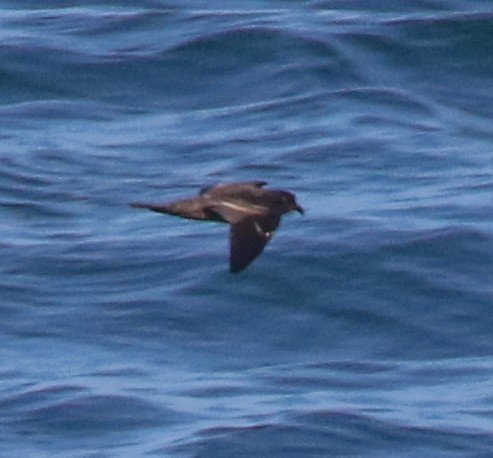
[272,190,304,215]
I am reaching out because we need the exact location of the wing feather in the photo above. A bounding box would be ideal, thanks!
[229,214,280,273]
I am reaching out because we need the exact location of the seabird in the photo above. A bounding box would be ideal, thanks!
[130,181,304,273]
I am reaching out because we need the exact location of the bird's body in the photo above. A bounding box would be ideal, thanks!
[131,181,303,273]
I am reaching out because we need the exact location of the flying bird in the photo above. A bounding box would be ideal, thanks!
[130,181,304,273]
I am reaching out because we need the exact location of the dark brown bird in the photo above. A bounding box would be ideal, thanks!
[130,181,304,273]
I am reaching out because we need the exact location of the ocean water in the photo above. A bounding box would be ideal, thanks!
[1,1,493,456]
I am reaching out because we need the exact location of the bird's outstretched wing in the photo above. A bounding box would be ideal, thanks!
[130,198,223,221]
[229,213,280,273]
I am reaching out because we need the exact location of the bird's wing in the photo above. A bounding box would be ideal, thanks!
[205,200,259,224]
[130,197,224,221]
[200,181,267,196]
[229,213,281,273]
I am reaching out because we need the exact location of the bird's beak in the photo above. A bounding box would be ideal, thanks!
[295,204,304,215]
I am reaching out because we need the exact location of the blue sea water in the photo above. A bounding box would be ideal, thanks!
[1,0,493,456]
